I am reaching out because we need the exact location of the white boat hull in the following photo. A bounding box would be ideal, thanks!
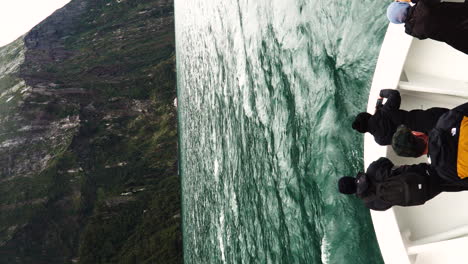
[365,23,468,264]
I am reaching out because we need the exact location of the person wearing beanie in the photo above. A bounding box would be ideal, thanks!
[391,125,428,158]
[352,89,448,145]
[352,113,372,133]
[338,157,468,211]
[338,177,358,194]
[386,0,468,54]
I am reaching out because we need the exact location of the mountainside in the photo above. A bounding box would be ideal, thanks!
[0,0,180,263]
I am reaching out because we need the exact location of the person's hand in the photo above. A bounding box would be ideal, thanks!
[376,97,384,110]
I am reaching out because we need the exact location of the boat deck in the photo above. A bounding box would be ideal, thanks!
[365,24,468,264]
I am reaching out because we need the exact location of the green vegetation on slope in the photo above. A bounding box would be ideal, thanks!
[0,0,180,263]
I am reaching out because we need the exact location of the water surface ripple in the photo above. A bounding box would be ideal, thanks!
[176,0,388,263]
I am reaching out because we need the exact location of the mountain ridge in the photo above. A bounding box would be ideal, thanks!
[0,0,181,263]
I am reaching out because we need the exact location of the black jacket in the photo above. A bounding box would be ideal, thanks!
[368,89,448,145]
[429,102,468,186]
[405,0,468,54]
[356,157,440,211]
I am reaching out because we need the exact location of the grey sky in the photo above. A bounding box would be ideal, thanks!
[0,0,70,47]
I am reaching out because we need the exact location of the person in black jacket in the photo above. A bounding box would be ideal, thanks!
[386,0,468,54]
[338,157,466,211]
[392,102,468,186]
[352,89,448,145]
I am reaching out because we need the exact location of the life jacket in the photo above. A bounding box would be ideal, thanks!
[359,172,431,207]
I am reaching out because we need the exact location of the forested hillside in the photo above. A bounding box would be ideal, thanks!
[0,0,180,263]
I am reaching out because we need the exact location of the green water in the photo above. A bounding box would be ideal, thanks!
[176,0,389,263]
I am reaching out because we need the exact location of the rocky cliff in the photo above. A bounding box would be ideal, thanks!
[0,0,180,263]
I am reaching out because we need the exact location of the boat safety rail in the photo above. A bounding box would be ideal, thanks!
[399,81,468,99]
[406,225,468,255]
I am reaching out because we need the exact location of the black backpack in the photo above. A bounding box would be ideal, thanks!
[365,172,431,207]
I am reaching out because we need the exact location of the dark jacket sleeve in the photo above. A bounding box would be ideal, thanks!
[367,157,395,182]
[442,183,468,192]
[379,89,401,111]
[418,0,442,6]
[365,199,393,211]
[404,3,430,40]
[452,102,468,116]
[392,162,442,201]
[404,107,449,133]
[362,157,397,211]
[391,162,431,176]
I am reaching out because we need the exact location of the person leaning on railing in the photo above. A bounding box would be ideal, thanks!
[337,156,468,211]
[352,89,448,145]
[386,0,468,54]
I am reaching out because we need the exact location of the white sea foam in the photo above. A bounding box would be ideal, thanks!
[321,235,331,264]
[230,188,238,219]
[218,212,226,263]
[213,158,219,183]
